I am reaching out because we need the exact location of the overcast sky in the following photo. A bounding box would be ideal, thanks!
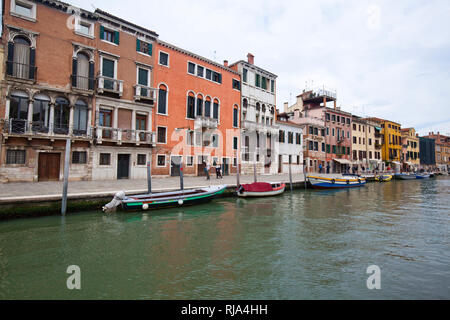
[68,0,450,136]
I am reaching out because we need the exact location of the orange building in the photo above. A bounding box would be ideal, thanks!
[152,40,241,176]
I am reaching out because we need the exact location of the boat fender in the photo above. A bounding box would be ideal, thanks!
[142,203,149,210]
[331,179,335,184]
[178,199,184,205]
[346,180,350,185]
[102,191,126,213]
[358,179,362,184]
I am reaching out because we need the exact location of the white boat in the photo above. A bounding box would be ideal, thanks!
[395,173,416,180]
[307,175,366,189]
[236,182,285,197]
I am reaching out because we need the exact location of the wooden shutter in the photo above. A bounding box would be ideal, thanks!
[100,25,104,40]
[148,43,152,56]
[7,42,14,75]
[29,48,36,80]
[88,61,95,90]
[136,39,140,52]
[114,31,120,45]
[72,58,77,87]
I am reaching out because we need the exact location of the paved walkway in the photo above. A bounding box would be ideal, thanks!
[0,173,313,201]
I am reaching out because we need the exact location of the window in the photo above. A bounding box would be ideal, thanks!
[197,65,204,77]
[205,69,212,80]
[322,143,325,151]
[296,133,301,144]
[186,156,194,166]
[233,137,238,150]
[297,155,300,164]
[233,107,239,127]
[12,0,35,20]
[255,74,260,87]
[157,84,168,114]
[196,95,203,116]
[204,98,211,118]
[279,130,285,143]
[213,100,219,120]
[212,71,222,83]
[32,95,50,133]
[271,80,275,93]
[157,155,166,167]
[137,154,146,165]
[73,52,93,90]
[288,132,294,144]
[100,153,111,166]
[101,57,116,90]
[7,36,34,80]
[73,100,88,135]
[100,26,119,45]
[76,20,94,38]
[232,79,240,90]
[136,39,152,55]
[157,127,167,144]
[159,51,169,66]
[54,98,70,134]
[188,62,195,74]
[6,150,25,164]
[212,134,219,148]
[243,68,248,82]
[9,92,29,133]
[72,151,87,164]
[186,94,195,119]
[332,115,336,122]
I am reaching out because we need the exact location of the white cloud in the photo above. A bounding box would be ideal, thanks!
[70,0,450,135]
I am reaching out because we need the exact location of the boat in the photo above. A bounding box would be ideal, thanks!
[416,173,430,179]
[307,175,366,189]
[395,173,416,180]
[375,174,392,182]
[103,185,227,212]
[236,182,285,197]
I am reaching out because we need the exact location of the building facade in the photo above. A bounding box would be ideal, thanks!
[422,132,450,171]
[419,136,436,170]
[229,54,278,175]
[352,116,382,172]
[151,41,241,177]
[401,128,420,171]
[276,113,303,174]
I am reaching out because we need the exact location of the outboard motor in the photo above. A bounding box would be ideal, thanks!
[103,191,126,213]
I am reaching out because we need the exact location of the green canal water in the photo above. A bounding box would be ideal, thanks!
[0,178,449,299]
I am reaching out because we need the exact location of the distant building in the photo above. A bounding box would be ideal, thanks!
[419,137,436,169]
[421,132,449,171]
[276,113,303,174]
[352,116,382,171]
[401,128,420,171]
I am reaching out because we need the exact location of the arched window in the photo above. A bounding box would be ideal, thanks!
[186,92,195,119]
[233,105,239,128]
[256,102,260,111]
[8,36,34,80]
[204,96,212,118]
[54,97,70,134]
[196,94,203,117]
[73,100,88,135]
[33,94,50,133]
[158,84,168,115]
[75,52,89,90]
[9,90,29,133]
[243,98,248,108]
[213,99,219,120]
[262,104,266,113]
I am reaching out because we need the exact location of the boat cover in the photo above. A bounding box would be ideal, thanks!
[241,182,273,192]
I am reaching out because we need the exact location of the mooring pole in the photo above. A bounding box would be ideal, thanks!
[236,156,240,187]
[289,160,293,191]
[61,138,71,216]
[253,161,257,183]
[147,160,152,194]
[180,162,184,191]
[303,160,307,190]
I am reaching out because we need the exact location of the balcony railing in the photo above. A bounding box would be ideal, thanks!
[241,120,279,134]
[2,119,93,138]
[375,142,382,149]
[194,116,218,129]
[134,84,157,102]
[6,61,37,81]
[71,75,95,91]
[96,126,154,144]
[97,76,123,96]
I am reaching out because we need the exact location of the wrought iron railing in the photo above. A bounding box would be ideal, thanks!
[6,61,37,80]
[71,75,95,91]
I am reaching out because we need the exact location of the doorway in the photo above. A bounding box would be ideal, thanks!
[171,156,182,177]
[38,153,60,181]
[117,154,130,179]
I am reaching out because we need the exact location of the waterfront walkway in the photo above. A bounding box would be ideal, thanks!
[0,173,313,203]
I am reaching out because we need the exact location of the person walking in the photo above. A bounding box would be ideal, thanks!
[215,163,222,179]
[326,163,330,174]
[319,163,323,173]
[206,161,211,180]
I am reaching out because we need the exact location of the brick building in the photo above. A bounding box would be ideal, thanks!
[422,132,450,172]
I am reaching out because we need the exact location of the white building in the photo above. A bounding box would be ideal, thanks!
[229,54,279,174]
[276,115,304,174]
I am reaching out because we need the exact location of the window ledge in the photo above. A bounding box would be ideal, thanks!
[75,31,95,39]
[10,12,36,22]
[100,39,118,47]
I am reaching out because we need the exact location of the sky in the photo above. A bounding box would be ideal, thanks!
[66,0,449,136]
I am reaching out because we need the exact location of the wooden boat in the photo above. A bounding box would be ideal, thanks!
[375,174,392,182]
[416,173,430,179]
[307,175,366,189]
[395,173,416,180]
[236,182,285,197]
[104,185,227,212]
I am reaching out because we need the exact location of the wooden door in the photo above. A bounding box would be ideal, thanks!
[117,154,130,179]
[38,153,60,181]
[171,156,182,177]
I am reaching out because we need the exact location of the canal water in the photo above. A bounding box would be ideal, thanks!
[0,177,449,299]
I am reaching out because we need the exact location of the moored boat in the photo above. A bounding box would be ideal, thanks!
[236,182,285,197]
[395,173,416,180]
[103,185,227,212]
[416,173,430,179]
[307,175,366,189]
[375,174,392,182]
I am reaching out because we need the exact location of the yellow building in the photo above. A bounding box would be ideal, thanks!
[366,118,402,170]
[401,128,420,170]
[352,116,382,171]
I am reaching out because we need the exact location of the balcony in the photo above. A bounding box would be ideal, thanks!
[6,61,37,82]
[2,119,93,139]
[96,126,155,145]
[97,76,123,97]
[375,142,382,149]
[241,120,279,135]
[337,136,347,144]
[134,84,157,104]
[194,116,218,130]
[71,75,95,92]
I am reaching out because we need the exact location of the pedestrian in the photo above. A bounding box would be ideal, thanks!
[215,163,222,179]
[326,164,330,174]
[206,161,211,180]
[319,163,323,173]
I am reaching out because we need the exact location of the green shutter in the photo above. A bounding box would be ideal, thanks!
[100,25,104,40]
[136,39,140,52]
[114,31,120,45]
[148,43,152,56]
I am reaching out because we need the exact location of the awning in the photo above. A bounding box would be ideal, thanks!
[369,159,381,164]
[391,161,401,165]
[333,159,352,164]
[375,127,382,131]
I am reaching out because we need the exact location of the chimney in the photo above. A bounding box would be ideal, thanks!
[284,102,289,112]
[223,60,228,67]
[247,53,254,65]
